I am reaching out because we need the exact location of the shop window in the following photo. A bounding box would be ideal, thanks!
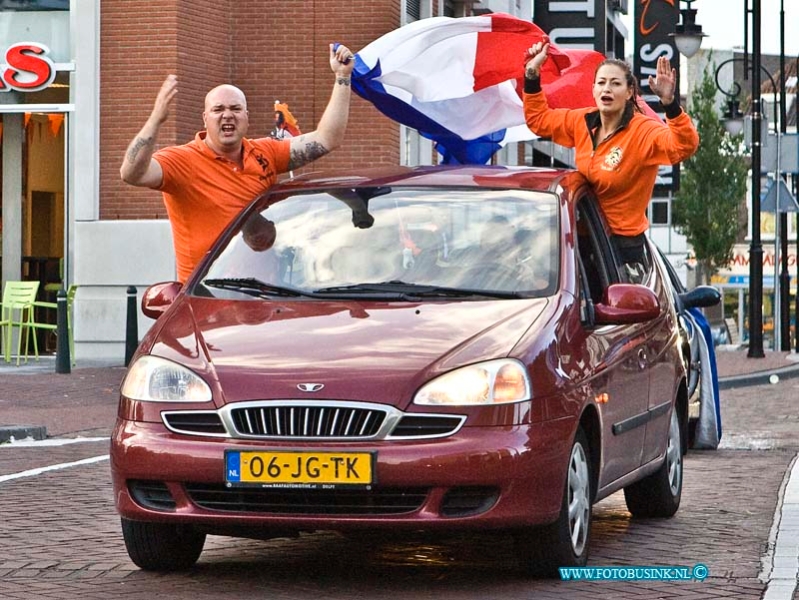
[406,0,421,20]
[650,200,669,225]
[405,0,432,22]
[402,125,434,167]
[0,71,69,106]
[0,1,69,9]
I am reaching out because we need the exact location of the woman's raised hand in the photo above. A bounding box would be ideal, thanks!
[648,55,676,106]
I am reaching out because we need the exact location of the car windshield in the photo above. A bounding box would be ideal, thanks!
[196,187,559,300]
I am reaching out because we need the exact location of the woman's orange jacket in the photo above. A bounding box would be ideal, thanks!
[524,89,699,236]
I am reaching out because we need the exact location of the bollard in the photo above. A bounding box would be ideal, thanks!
[125,286,138,367]
[55,288,71,374]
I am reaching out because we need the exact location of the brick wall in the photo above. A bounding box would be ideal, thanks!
[100,0,402,221]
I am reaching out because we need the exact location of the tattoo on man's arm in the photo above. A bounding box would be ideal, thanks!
[336,77,351,86]
[127,136,154,164]
[289,141,329,170]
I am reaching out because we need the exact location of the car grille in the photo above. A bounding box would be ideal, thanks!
[392,415,464,437]
[162,402,466,441]
[162,412,226,435]
[231,405,385,438]
[185,483,429,515]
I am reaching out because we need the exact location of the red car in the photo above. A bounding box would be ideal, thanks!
[111,165,688,576]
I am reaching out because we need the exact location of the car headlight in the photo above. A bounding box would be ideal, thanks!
[121,355,213,402]
[413,359,531,406]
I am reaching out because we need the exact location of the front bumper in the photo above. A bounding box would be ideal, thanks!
[111,417,575,533]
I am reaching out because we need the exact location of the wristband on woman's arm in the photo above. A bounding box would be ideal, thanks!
[662,97,682,119]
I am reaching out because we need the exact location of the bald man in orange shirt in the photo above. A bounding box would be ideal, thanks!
[120,43,355,283]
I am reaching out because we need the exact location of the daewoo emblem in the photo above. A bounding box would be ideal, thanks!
[297,383,325,392]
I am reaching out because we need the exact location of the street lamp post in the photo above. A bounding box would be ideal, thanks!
[795,56,799,354]
[777,0,791,351]
[687,1,765,357]
[669,0,707,59]
[715,63,790,352]
[748,0,764,357]
[673,0,798,356]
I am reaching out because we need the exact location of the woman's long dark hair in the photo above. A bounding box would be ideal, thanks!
[595,59,645,114]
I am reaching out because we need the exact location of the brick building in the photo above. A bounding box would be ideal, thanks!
[1,0,536,361]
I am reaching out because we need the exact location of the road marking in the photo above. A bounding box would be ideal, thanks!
[0,437,108,447]
[0,455,109,484]
[761,452,799,600]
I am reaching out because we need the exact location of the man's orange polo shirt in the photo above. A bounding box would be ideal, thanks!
[154,132,291,283]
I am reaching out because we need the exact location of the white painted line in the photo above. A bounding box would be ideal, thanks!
[761,452,799,600]
[0,455,109,484]
[1,437,108,447]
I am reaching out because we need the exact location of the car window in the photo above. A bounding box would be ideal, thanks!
[575,200,614,306]
[196,187,560,299]
[655,245,686,293]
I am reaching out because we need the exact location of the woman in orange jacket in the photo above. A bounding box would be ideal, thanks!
[523,42,699,274]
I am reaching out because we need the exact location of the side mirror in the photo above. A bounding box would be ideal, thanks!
[141,281,182,320]
[594,283,660,325]
[679,285,721,309]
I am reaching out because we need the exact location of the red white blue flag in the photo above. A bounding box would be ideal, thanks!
[351,13,654,165]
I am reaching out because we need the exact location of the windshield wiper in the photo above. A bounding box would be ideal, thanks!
[202,278,319,299]
[314,281,522,299]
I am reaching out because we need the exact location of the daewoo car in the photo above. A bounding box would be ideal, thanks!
[111,165,689,576]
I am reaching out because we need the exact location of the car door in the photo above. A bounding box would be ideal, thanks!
[575,199,649,487]
[640,247,683,464]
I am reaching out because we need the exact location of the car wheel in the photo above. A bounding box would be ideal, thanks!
[121,518,206,571]
[623,406,683,518]
[515,427,592,577]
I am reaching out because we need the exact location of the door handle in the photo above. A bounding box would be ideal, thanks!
[637,347,648,369]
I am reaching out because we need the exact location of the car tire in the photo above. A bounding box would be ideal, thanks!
[515,427,592,577]
[121,518,206,571]
[623,406,683,518]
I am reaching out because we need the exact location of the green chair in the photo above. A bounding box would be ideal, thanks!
[32,284,79,366]
[43,257,65,296]
[0,281,41,365]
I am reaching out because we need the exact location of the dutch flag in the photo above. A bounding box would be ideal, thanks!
[351,13,650,165]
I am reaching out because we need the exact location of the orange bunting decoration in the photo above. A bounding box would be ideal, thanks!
[273,100,301,137]
[48,114,64,137]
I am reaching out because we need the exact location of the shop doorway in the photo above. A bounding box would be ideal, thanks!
[1,111,67,353]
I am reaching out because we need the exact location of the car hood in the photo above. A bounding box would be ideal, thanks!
[147,296,550,407]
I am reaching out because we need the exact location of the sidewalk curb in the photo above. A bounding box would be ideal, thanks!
[0,425,47,444]
[718,363,799,390]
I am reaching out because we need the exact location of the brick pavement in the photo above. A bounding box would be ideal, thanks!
[714,348,799,379]
[0,351,797,599]
[0,364,124,440]
[0,445,792,599]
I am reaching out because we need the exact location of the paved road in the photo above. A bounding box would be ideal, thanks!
[0,365,797,599]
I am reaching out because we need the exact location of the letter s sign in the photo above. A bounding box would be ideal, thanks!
[1,42,56,93]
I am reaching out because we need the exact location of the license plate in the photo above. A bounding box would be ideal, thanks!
[225,450,375,488]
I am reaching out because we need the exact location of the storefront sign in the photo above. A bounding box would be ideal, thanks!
[632,0,680,193]
[712,243,798,290]
[0,42,56,92]
[533,0,604,49]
